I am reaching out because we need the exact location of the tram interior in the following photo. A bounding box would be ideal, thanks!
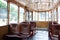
[0,0,60,40]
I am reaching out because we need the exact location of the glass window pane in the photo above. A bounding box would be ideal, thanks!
[48,12,51,21]
[54,9,57,21]
[36,12,38,21]
[9,3,18,24]
[25,11,32,21]
[58,6,60,23]
[46,12,49,21]
[19,7,24,23]
[39,12,45,21]
[29,12,32,21]
[26,12,28,21]
[0,0,7,26]
[33,12,36,21]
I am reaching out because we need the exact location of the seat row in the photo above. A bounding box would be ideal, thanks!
[3,21,36,40]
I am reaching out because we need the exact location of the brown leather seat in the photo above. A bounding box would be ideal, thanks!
[49,21,60,40]
[30,21,36,36]
[30,22,36,28]
[21,21,36,36]
[8,23,18,34]
[17,23,32,38]
[19,23,30,34]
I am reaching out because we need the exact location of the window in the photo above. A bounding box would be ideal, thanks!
[45,11,57,21]
[25,12,28,21]
[58,6,60,24]
[39,12,45,21]
[36,12,39,21]
[9,3,18,24]
[47,12,51,21]
[25,11,32,21]
[29,11,34,21]
[29,12,32,21]
[0,0,7,26]
[33,11,57,21]
[46,12,49,21]
[19,7,24,22]
[33,12,36,21]
[27,12,32,21]
[53,9,57,21]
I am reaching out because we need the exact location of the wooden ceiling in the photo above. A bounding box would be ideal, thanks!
[7,0,60,12]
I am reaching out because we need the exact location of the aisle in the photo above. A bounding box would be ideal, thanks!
[28,30,49,40]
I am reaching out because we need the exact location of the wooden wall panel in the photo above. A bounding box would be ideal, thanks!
[0,26,8,40]
[36,21,49,28]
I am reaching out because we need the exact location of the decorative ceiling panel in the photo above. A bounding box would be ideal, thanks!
[15,0,60,11]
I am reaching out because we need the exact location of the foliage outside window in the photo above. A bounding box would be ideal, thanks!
[0,0,7,26]
[9,3,18,24]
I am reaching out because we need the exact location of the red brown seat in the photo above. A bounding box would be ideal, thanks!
[49,21,60,40]
[8,23,18,34]
[19,23,30,35]
[30,21,36,36]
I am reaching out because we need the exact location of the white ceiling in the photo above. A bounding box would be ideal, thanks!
[15,0,60,11]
